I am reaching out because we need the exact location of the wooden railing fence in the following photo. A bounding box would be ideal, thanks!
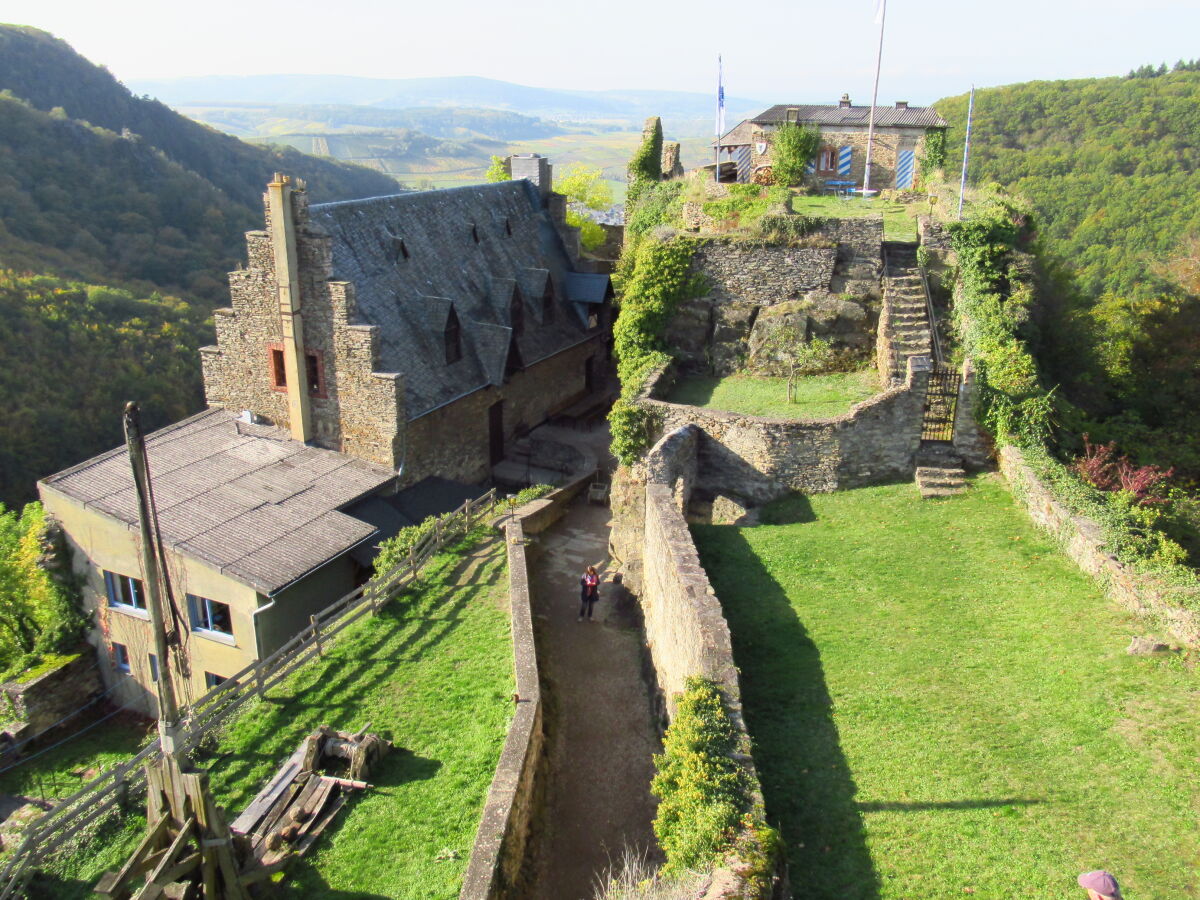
[0,490,499,899]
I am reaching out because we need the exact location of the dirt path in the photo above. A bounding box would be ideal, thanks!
[525,500,662,900]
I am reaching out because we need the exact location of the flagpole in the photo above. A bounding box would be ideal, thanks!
[957,85,975,218]
[714,54,724,183]
[862,0,886,197]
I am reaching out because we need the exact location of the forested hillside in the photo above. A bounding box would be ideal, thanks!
[0,25,399,304]
[935,69,1200,302]
[934,68,1200,479]
[0,272,208,507]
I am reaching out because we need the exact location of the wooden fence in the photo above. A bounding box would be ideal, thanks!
[0,490,500,899]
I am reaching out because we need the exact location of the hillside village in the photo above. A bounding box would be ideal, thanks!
[0,20,1198,900]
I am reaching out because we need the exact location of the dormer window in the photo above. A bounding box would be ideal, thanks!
[510,287,524,336]
[504,218,512,236]
[542,280,555,324]
[391,235,409,261]
[471,224,480,244]
[445,307,462,364]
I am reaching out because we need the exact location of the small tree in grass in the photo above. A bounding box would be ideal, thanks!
[757,322,835,403]
[771,123,821,188]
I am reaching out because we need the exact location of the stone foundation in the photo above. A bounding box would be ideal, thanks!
[0,653,102,748]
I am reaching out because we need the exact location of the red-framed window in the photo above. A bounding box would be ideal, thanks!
[817,146,838,174]
[268,343,326,398]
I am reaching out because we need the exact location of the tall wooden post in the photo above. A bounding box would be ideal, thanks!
[123,402,181,752]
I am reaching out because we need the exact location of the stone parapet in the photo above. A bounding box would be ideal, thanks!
[0,653,102,746]
[999,445,1200,648]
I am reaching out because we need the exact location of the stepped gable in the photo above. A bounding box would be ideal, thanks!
[750,103,947,128]
[39,408,395,594]
[307,180,608,419]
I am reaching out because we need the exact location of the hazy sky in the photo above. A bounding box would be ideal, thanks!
[6,0,1200,104]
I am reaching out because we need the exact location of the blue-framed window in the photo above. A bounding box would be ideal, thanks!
[204,672,226,690]
[111,642,130,674]
[188,594,233,637]
[148,653,159,682]
[103,570,145,611]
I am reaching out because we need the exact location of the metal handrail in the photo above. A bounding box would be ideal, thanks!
[917,262,945,368]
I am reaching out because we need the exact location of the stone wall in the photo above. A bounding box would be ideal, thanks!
[693,241,837,305]
[637,357,929,506]
[611,426,781,898]
[999,446,1200,648]
[952,359,991,469]
[200,191,405,470]
[403,338,603,489]
[753,124,932,189]
[458,519,545,900]
[1,654,103,746]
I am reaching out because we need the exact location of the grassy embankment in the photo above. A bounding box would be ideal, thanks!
[26,532,513,900]
[665,370,879,420]
[790,193,920,242]
[693,477,1200,900]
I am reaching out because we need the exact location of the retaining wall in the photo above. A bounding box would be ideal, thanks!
[999,446,1200,647]
[458,519,544,900]
[639,356,929,505]
[0,654,102,746]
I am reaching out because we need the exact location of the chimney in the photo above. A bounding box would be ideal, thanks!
[839,93,852,108]
[510,154,552,199]
[266,173,312,443]
[895,101,909,109]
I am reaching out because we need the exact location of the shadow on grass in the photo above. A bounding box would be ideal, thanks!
[692,525,879,900]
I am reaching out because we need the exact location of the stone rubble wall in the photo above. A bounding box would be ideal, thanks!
[999,446,1200,648]
[458,519,545,900]
[200,189,405,470]
[615,426,781,899]
[952,359,992,469]
[1,654,102,744]
[693,241,837,306]
[636,357,929,506]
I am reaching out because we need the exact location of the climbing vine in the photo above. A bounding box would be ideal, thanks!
[608,236,705,464]
[918,127,948,183]
[626,117,664,205]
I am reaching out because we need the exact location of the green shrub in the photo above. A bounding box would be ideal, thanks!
[0,502,85,679]
[627,117,664,205]
[770,123,821,187]
[917,128,947,184]
[567,210,607,251]
[625,181,685,240]
[651,678,747,875]
[701,185,790,231]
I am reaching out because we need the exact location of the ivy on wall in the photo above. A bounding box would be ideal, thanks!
[918,127,948,183]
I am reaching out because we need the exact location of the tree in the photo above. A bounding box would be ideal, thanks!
[484,155,510,183]
[771,123,821,187]
[556,163,613,211]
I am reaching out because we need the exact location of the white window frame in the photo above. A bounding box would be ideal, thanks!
[188,593,235,644]
[104,570,148,617]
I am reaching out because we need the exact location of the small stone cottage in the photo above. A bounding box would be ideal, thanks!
[717,95,947,188]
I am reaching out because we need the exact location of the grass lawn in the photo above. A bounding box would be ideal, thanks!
[31,532,513,900]
[665,370,879,419]
[790,193,919,241]
[692,477,1200,900]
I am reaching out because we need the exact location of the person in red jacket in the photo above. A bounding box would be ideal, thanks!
[578,565,600,621]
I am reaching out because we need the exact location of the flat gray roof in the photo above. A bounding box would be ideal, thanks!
[41,408,396,595]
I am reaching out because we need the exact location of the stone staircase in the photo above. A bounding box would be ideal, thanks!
[915,445,968,499]
[882,245,932,384]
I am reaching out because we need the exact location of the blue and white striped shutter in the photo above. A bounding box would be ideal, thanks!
[805,158,816,175]
[896,149,916,189]
[734,146,752,183]
[837,146,853,176]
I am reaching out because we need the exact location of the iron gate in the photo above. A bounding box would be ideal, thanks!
[921,366,961,442]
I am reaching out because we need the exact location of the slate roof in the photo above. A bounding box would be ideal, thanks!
[308,180,606,419]
[40,408,396,596]
[749,103,947,129]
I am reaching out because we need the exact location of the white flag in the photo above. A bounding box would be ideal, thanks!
[716,55,726,139]
[873,0,886,25]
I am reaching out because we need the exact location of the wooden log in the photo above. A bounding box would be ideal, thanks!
[131,816,194,900]
[96,813,171,896]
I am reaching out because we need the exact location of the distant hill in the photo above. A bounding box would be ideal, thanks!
[129,74,767,127]
[180,103,567,141]
[934,70,1200,302]
[0,25,400,304]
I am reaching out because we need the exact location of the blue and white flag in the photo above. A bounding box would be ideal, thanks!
[716,55,726,140]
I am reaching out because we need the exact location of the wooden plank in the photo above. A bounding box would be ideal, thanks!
[132,816,195,900]
[229,738,309,835]
[154,853,200,887]
[100,811,172,896]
